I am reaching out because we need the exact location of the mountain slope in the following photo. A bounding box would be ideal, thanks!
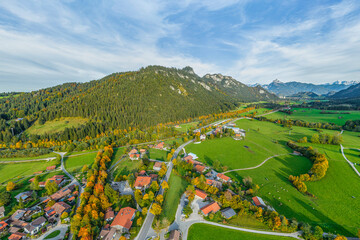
[202,74,278,101]
[262,79,358,96]
[289,92,319,98]
[330,83,360,99]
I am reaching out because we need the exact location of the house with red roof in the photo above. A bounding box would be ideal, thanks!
[216,173,231,183]
[47,175,65,186]
[8,232,26,240]
[105,208,115,222]
[0,221,8,233]
[195,189,207,200]
[153,162,163,171]
[129,153,140,160]
[110,207,136,233]
[194,165,206,173]
[46,165,56,171]
[252,196,266,208]
[154,142,164,150]
[51,202,71,215]
[134,176,152,190]
[200,202,220,216]
[205,179,222,189]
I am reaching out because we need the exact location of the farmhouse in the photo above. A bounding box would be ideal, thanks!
[105,208,115,222]
[216,173,231,183]
[47,175,66,186]
[24,217,46,235]
[46,165,56,171]
[195,189,207,200]
[110,207,136,233]
[187,153,198,160]
[154,142,165,149]
[129,153,140,160]
[194,164,206,173]
[252,196,266,208]
[139,149,147,157]
[200,202,220,216]
[205,179,222,189]
[134,176,152,190]
[153,162,163,171]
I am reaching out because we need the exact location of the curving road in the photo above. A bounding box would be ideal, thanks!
[222,154,291,174]
[340,145,360,177]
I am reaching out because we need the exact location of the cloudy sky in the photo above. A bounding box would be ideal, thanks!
[1,0,360,92]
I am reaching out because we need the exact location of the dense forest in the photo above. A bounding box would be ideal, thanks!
[0,65,276,147]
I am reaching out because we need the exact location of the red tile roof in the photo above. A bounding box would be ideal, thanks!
[217,173,230,182]
[195,189,207,199]
[110,207,136,230]
[252,196,265,207]
[8,232,25,240]
[46,165,56,171]
[154,162,163,168]
[139,170,146,176]
[129,149,138,154]
[134,176,151,188]
[105,209,115,220]
[194,165,205,173]
[154,142,164,149]
[52,202,71,215]
[33,171,43,174]
[183,155,193,162]
[68,196,75,202]
[200,202,220,215]
[0,221,8,231]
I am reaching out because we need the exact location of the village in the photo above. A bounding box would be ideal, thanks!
[1,121,283,240]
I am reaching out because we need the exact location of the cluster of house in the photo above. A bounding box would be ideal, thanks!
[99,207,137,240]
[0,184,78,240]
[222,123,246,140]
[127,141,166,161]
[133,161,166,190]
[29,175,66,188]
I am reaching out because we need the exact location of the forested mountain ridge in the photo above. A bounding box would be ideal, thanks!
[0,65,276,142]
[203,73,278,101]
[330,82,360,99]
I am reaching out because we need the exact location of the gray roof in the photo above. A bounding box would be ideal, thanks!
[32,217,46,227]
[221,207,236,219]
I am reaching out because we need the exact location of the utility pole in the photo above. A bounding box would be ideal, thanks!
[10,128,14,136]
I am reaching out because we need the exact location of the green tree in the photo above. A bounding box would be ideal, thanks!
[45,181,59,195]
[0,191,11,206]
[311,134,320,144]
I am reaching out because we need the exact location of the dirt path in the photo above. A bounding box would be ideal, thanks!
[222,153,291,174]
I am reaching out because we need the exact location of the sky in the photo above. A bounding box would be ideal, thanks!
[0,0,360,92]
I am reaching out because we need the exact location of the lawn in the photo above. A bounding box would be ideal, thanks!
[228,214,271,230]
[343,148,360,165]
[215,119,360,236]
[110,147,126,166]
[25,117,88,135]
[113,158,143,178]
[44,230,61,239]
[266,108,360,125]
[188,223,294,240]
[0,161,61,183]
[148,148,168,161]
[64,152,97,173]
[175,121,199,132]
[0,152,57,161]
[159,172,188,223]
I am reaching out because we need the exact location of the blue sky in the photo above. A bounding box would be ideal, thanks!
[0,0,360,91]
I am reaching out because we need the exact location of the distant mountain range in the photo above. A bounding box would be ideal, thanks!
[330,82,360,99]
[288,92,319,98]
[258,79,359,96]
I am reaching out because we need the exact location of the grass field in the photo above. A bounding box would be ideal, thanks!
[148,148,168,161]
[113,158,143,178]
[0,152,57,161]
[159,172,188,222]
[266,108,360,125]
[25,117,88,135]
[110,147,126,166]
[175,121,199,132]
[228,214,271,230]
[64,152,97,173]
[186,118,360,236]
[188,223,294,240]
[0,160,60,183]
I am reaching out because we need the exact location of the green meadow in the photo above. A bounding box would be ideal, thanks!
[0,152,57,161]
[188,223,294,240]
[187,119,360,236]
[159,172,188,223]
[267,108,360,125]
[175,121,199,132]
[148,148,168,161]
[25,117,89,135]
[64,152,97,173]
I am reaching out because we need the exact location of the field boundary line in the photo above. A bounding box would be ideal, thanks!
[340,144,360,178]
